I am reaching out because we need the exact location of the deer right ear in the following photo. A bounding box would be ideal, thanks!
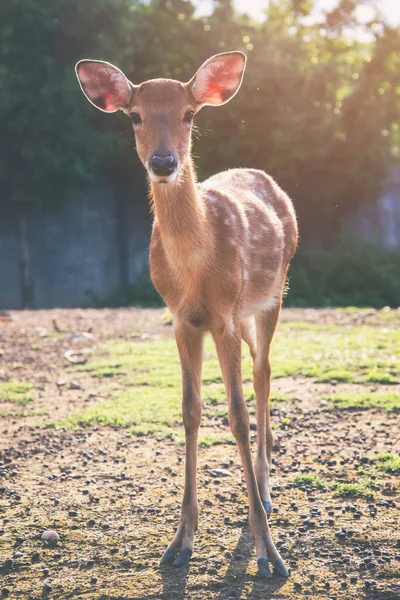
[75,60,133,113]
[188,52,247,108]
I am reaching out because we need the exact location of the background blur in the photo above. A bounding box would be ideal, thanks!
[1,0,399,310]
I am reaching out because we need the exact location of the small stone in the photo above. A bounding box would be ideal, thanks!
[121,558,132,568]
[91,577,98,584]
[294,582,302,590]
[41,530,59,544]
[69,381,81,390]
[101,523,110,530]
[32,552,41,562]
[209,469,232,477]
[13,551,23,558]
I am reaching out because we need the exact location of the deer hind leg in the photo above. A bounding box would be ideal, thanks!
[253,302,281,516]
[211,315,288,578]
[240,316,257,360]
[160,322,203,567]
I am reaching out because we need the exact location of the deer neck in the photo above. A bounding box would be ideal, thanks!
[150,160,210,271]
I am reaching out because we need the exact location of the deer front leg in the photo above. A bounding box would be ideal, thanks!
[160,322,203,567]
[211,316,288,578]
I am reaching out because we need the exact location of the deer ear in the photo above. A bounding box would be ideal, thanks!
[188,52,246,108]
[75,60,133,113]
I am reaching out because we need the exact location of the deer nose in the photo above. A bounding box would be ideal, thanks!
[150,153,177,177]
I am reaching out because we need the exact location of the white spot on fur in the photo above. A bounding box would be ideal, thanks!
[225,315,235,335]
[261,297,279,311]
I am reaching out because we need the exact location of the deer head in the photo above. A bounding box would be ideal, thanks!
[76,52,247,184]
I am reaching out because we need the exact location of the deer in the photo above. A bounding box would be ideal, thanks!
[76,51,297,579]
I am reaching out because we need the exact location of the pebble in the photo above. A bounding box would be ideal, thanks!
[41,530,59,544]
[209,469,232,477]
[69,381,81,390]
[121,558,132,568]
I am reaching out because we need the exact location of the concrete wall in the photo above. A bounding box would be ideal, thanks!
[0,186,151,309]
[2,167,399,309]
[347,166,400,249]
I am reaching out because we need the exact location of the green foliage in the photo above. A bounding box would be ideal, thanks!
[293,473,327,489]
[0,382,34,405]
[374,452,400,474]
[323,391,400,412]
[286,239,400,308]
[333,480,374,499]
[1,0,399,240]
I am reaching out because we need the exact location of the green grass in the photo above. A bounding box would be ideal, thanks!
[269,322,400,383]
[60,315,399,435]
[333,480,374,499]
[0,382,35,406]
[323,391,400,412]
[198,434,235,448]
[374,452,400,474]
[293,473,327,489]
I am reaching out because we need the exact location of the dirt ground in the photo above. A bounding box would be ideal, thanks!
[0,308,399,600]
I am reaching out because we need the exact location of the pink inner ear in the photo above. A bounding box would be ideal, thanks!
[102,92,119,111]
[194,55,244,105]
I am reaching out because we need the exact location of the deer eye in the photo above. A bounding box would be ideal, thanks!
[129,112,142,126]
[183,109,195,123]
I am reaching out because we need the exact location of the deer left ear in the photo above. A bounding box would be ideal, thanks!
[75,59,133,113]
[187,51,247,108]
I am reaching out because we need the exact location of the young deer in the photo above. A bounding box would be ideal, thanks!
[76,51,297,578]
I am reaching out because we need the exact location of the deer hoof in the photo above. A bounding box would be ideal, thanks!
[172,548,192,567]
[257,557,273,579]
[160,547,179,565]
[273,557,290,578]
[262,500,272,516]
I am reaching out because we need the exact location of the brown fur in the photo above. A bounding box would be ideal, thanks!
[76,52,298,575]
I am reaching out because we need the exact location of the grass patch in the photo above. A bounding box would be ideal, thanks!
[61,313,399,436]
[293,473,327,489]
[374,452,400,474]
[333,480,374,499]
[0,382,35,406]
[270,322,400,383]
[198,434,235,448]
[323,391,400,412]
